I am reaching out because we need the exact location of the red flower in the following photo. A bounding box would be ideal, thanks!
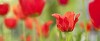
[86,22,91,32]
[42,20,53,37]
[89,0,100,30]
[26,35,31,41]
[35,20,53,37]
[79,21,92,32]
[19,0,45,17]
[0,3,9,16]
[52,12,80,32]
[25,17,33,30]
[13,4,26,20]
[20,34,32,41]
[79,22,85,29]
[58,0,68,5]
[4,18,17,29]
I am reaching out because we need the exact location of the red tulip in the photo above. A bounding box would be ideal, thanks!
[79,22,85,29]
[0,3,9,16]
[19,0,45,17]
[52,12,80,32]
[79,22,87,32]
[89,0,100,30]
[35,20,53,37]
[20,35,32,41]
[4,18,17,29]
[26,35,31,41]
[25,17,33,30]
[86,22,91,32]
[79,21,92,32]
[58,0,68,5]
[13,4,26,20]
[42,20,53,37]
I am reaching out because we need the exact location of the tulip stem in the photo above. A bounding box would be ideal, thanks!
[97,32,100,41]
[82,0,89,41]
[1,19,3,36]
[33,18,41,41]
[59,31,63,41]
[65,32,72,41]
[10,30,13,41]
[11,29,16,41]
[0,17,5,41]
[22,20,26,41]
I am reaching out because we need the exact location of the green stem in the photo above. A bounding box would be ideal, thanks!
[82,0,88,41]
[10,30,12,41]
[11,29,15,41]
[1,18,4,36]
[97,32,100,41]
[22,20,26,41]
[59,31,63,41]
[0,17,5,41]
[66,32,72,41]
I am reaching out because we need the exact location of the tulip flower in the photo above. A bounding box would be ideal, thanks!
[79,22,85,29]
[0,3,9,16]
[58,0,68,5]
[19,0,45,17]
[52,12,80,32]
[42,20,53,37]
[86,22,91,32]
[13,4,26,20]
[79,21,92,32]
[25,17,33,30]
[20,34,32,41]
[4,18,17,29]
[89,0,100,30]
[36,20,53,37]
[26,35,31,41]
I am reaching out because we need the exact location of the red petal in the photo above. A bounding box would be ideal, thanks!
[57,16,69,32]
[64,12,75,30]
[42,20,53,37]
[13,4,26,19]
[86,22,91,32]
[19,0,45,16]
[89,0,100,29]
[73,14,80,29]
[52,13,61,19]
[0,3,9,16]
[4,18,17,29]
[79,22,85,29]
[74,14,80,25]
[58,0,68,5]
[63,17,69,31]
[25,17,33,30]
[26,35,32,41]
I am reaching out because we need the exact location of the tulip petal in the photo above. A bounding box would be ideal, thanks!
[25,17,33,30]
[0,3,9,16]
[65,12,75,31]
[42,20,53,37]
[52,13,61,19]
[4,18,17,29]
[13,4,26,19]
[57,16,69,32]
[86,22,91,32]
[74,14,80,25]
